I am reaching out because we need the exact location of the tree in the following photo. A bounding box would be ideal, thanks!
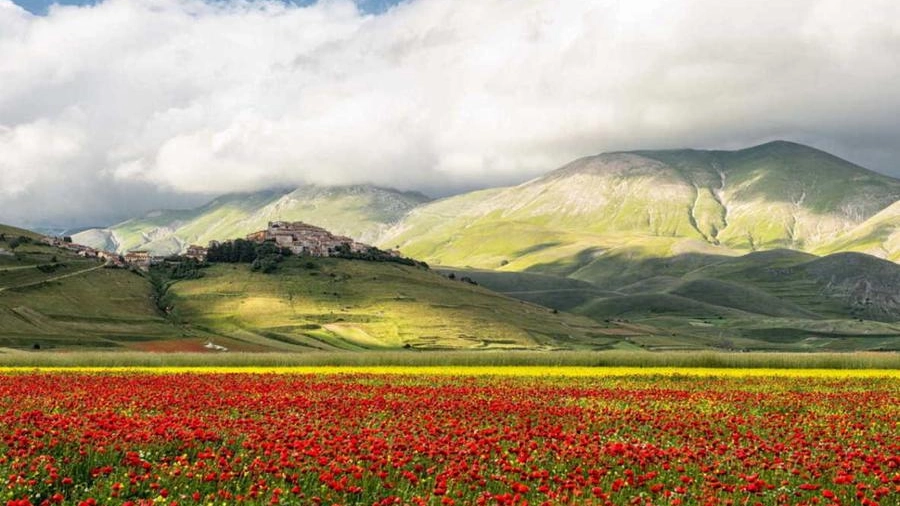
[8,236,31,250]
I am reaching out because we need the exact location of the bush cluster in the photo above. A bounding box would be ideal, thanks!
[330,243,429,269]
[207,239,291,273]
[6,235,32,250]
[162,258,205,280]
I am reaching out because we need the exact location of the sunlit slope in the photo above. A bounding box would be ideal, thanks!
[75,185,430,255]
[818,201,900,261]
[167,258,621,351]
[381,141,900,278]
[638,141,900,250]
[0,235,180,349]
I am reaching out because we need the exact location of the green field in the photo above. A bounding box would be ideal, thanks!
[5,219,900,353]
[0,232,181,349]
[165,257,620,351]
[446,249,900,352]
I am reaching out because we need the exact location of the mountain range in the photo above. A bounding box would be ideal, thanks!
[7,140,897,352]
[75,186,430,256]
[75,141,900,269]
[381,141,900,275]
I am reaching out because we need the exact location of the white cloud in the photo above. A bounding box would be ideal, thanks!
[1,0,899,226]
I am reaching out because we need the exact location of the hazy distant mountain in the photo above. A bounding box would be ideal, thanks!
[74,185,431,255]
[380,141,900,278]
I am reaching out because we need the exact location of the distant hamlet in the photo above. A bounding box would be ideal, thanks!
[242,221,390,258]
[32,220,418,272]
[210,221,423,270]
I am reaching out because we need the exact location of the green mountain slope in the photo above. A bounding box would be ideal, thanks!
[380,141,900,278]
[574,250,900,351]
[2,223,622,352]
[75,186,430,255]
[6,222,899,352]
[818,201,900,261]
[0,233,180,349]
[165,257,622,351]
[452,248,900,351]
[0,223,43,241]
[71,141,900,267]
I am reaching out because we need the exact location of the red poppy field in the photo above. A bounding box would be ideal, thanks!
[0,371,896,506]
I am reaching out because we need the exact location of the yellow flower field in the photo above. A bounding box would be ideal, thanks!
[0,365,897,378]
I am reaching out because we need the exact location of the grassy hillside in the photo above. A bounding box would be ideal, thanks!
[818,201,900,261]
[2,225,633,351]
[433,267,621,311]
[4,222,899,353]
[165,257,625,351]
[0,224,43,241]
[380,141,900,279]
[75,185,430,255]
[0,234,181,349]
[444,245,900,352]
[571,250,900,351]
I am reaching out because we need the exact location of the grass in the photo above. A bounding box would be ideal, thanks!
[0,224,43,241]
[0,238,182,349]
[167,257,613,351]
[0,349,896,369]
[818,201,900,261]
[6,218,900,354]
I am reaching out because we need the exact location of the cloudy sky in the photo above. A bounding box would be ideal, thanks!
[1,0,899,228]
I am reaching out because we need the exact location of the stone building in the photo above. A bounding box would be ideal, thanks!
[245,221,370,257]
[124,250,152,269]
[185,245,208,262]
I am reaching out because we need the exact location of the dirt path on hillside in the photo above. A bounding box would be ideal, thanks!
[0,265,40,272]
[0,265,105,293]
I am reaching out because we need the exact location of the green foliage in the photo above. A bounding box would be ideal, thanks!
[207,239,290,273]
[35,263,62,274]
[250,256,280,274]
[8,236,32,250]
[330,243,428,269]
[167,259,205,280]
[207,239,260,263]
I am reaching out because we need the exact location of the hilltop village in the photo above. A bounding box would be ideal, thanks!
[241,221,378,257]
[40,221,402,270]
[39,236,206,270]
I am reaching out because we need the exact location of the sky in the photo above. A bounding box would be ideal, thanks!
[1,0,899,228]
